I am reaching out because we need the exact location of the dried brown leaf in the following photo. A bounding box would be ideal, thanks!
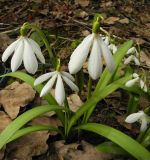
[67,94,83,112]
[0,82,36,119]
[75,0,90,7]
[104,17,120,25]
[50,140,112,160]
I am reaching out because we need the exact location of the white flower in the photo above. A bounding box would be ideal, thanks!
[125,111,149,132]
[68,33,115,80]
[2,36,45,74]
[125,73,147,92]
[108,44,117,54]
[34,71,79,105]
[124,47,140,65]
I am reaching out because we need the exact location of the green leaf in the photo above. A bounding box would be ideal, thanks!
[97,142,128,155]
[0,72,65,124]
[95,40,133,91]
[67,75,132,133]
[78,123,150,160]
[7,125,61,143]
[0,105,62,150]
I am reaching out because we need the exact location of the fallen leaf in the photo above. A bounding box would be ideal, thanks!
[75,0,90,7]
[119,18,129,24]
[116,116,132,130]
[0,82,36,119]
[67,94,83,112]
[79,11,89,19]
[104,17,120,25]
[140,51,150,67]
[31,116,62,135]
[50,140,112,160]
[0,111,12,132]
[6,131,49,160]
[0,112,11,160]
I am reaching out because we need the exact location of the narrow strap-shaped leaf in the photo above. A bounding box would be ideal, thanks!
[67,75,132,133]
[97,142,128,155]
[0,105,61,150]
[95,40,133,91]
[0,72,65,124]
[78,123,150,160]
[7,125,61,143]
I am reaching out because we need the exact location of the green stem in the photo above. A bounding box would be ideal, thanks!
[87,76,92,99]
[126,94,139,115]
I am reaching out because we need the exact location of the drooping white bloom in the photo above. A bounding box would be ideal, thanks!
[2,36,45,74]
[125,73,148,92]
[124,47,140,65]
[34,71,79,105]
[108,44,117,54]
[125,111,149,131]
[68,33,115,80]
[102,35,117,54]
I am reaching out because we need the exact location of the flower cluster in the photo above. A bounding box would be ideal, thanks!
[125,73,147,92]
[125,111,149,132]
[124,47,140,65]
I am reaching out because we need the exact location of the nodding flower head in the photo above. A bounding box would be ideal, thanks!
[2,36,45,74]
[124,47,140,65]
[34,70,79,105]
[125,111,149,132]
[68,33,115,80]
[125,73,147,92]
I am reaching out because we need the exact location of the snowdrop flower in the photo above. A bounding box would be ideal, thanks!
[125,111,149,132]
[34,71,79,105]
[108,44,117,54]
[2,36,45,74]
[68,33,115,80]
[124,47,140,65]
[125,73,147,92]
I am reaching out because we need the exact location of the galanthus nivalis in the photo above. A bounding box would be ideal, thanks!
[102,35,117,54]
[34,71,79,105]
[124,47,140,65]
[68,33,115,80]
[125,111,149,132]
[2,36,45,74]
[125,73,147,92]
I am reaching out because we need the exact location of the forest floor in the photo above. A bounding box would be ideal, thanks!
[0,0,150,160]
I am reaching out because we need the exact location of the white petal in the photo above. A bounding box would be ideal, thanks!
[143,85,148,92]
[125,112,144,123]
[40,74,57,97]
[126,47,135,55]
[98,37,115,73]
[140,80,145,89]
[125,77,139,87]
[140,117,148,131]
[23,39,38,74]
[135,48,139,57]
[55,74,65,105]
[62,75,79,92]
[109,44,117,54]
[68,34,94,74]
[133,56,140,65]
[11,40,24,72]
[34,71,56,86]
[28,38,45,64]
[61,71,75,81]
[124,55,133,64]
[104,36,109,45]
[88,38,102,80]
[2,39,20,62]
[133,73,139,78]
